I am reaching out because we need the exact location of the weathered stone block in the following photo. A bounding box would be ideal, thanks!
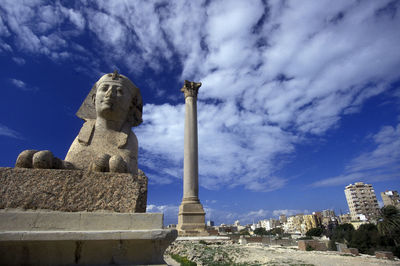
[342,247,359,256]
[0,230,178,265]
[0,210,163,231]
[177,201,208,236]
[0,167,147,213]
[0,210,177,265]
[375,251,394,260]
[298,240,327,251]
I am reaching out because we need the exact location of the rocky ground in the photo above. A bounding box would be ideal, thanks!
[165,240,400,266]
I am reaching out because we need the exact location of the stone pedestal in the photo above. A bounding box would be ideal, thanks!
[0,167,147,212]
[177,81,207,236]
[0,168,177,265]
[177,200,207,235]
[0,210,177,265]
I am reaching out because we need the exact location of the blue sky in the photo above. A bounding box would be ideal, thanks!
[0,0,399,226]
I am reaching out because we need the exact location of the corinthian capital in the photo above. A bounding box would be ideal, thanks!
[181,80,201,98]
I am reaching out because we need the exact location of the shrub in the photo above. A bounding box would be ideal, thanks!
[306,244,314,251]
[254,227,268,235]
[306,227,323,237]
[328,240,337,251]
[239,229,250,235]
[330,223,354,244]
[170,254,197,266]
[350,223,382,255]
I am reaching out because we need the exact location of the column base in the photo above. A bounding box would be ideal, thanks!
[177,199,208,236]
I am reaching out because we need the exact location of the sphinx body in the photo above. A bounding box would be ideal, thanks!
[64,118,139,174]
[16,71,143,175]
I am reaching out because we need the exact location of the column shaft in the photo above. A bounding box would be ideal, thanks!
[183,96,198,201]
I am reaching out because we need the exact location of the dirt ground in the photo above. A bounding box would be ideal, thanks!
[165,240,400,266]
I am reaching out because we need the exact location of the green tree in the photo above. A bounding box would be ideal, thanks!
[239,229,250,235]
[268,227,284,236]
[350,223,381,255]
[331,223,354,244]
[377,205,400,246]
[253,227,267,235]
[329,223,355,250]
[306,227,323,237]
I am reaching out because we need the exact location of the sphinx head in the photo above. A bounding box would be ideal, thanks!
[77,71,143,127]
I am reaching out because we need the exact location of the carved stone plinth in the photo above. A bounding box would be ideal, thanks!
[177,200,207,236]
[0,210,177,265]
[0,167,147,212]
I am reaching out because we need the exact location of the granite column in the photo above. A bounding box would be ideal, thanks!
[177,80,207,236]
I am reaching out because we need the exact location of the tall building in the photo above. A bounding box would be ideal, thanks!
[279,214,287,224]
[302,214,321,234]
[260,219,280,231]
[381,190,400,208]
[344,182,380,221]
[322,209,336,218]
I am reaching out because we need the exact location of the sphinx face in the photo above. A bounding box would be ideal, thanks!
[95,81,133,122]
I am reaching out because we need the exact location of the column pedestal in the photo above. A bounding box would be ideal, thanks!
[177,199,207,236]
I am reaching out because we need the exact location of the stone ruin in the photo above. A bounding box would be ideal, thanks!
[0,71,177,265]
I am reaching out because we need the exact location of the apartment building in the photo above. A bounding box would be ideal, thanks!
[381,190,400,208]
[302,214,321,234]
[344,182,380,221]
[259,218,280,231]
[322,209,336,218]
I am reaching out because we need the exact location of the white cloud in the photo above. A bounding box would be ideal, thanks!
[12,57,25,65]
[146,204,179,225]
[0,15,10,37]
[204,207,311,225]
[272,209,310,217]
[311,123,400,187]
[10,78,37,91]
[136,0,400,191]
[0,42,12,52]
[204,207,270,225]
[0,0,86,59]
[10,78,26,89]
[1,0,399,192]
[0,123,23,139]
[60,6,85,31]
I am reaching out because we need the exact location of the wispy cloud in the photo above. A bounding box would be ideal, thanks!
[1,0,399,192]
[205,206,271,225]
[10,78,36,91]
[205,206,311,225]
[0,123,23,139]
[147,203,284,226]
[137,0,400,191]
[12,57,25,65]
[146,204,179,225]
[10,78,26,89]
[311,123,400,187]
[272,209,310,217]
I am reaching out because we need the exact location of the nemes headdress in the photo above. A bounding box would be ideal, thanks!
[76,70,143,127]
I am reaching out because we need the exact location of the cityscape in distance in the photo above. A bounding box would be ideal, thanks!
[166,182,400,236]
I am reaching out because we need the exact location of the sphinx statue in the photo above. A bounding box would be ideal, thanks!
[15,70,142,175]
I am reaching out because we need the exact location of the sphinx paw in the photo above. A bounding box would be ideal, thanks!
[15,150,38,168]
[15,150,69,170]
[32,150,54,169]
[90,154,111,172]
[109,155,127,173]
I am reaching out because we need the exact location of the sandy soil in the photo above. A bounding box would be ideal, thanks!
[166,241,400,266]
[239,244,400,266]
